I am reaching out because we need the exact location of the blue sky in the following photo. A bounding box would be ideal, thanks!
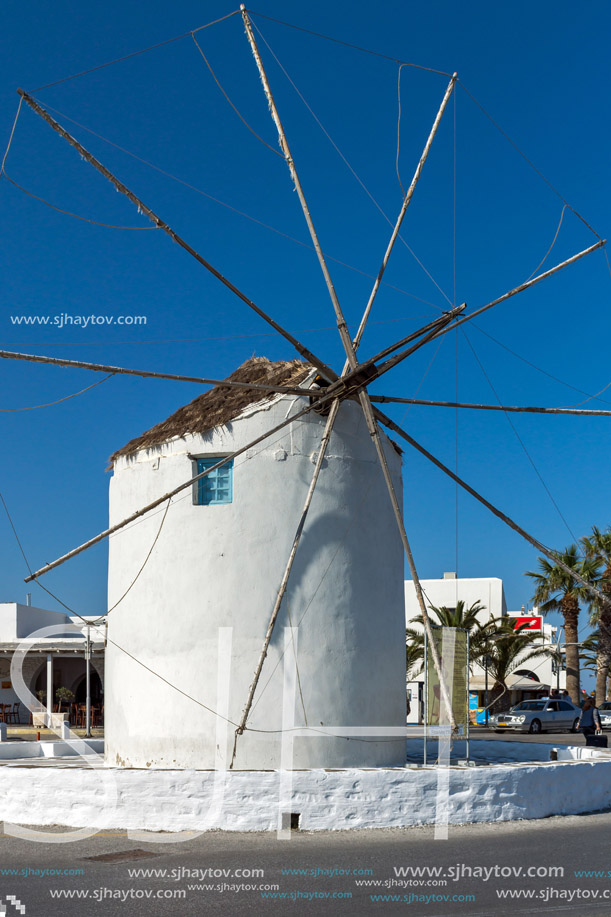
[1,1,610,679]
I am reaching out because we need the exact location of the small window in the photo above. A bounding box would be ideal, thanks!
[196,457,233,505]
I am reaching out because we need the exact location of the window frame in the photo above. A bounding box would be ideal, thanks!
[190,454,234,506]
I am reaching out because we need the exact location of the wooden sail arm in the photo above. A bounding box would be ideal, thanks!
[240,7,357,372]
[369,396,611,417]
[0,348,321,398]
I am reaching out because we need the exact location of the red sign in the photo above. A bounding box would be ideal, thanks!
[512,615,542,633]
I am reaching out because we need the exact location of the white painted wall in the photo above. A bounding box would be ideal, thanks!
[404,575,507,625]
[1,746,611,832]
[0,603,72,642]
[106,394,406,770]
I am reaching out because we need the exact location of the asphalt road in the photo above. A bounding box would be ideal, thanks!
[1,811,611,917]
[0,729,607,916]
[470,726,596,745]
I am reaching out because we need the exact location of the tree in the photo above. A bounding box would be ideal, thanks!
[526,545,599,704]
[405,638,423,682]
[55,686,75,712]
[406,600,491,669]
[581,526,611,704]
[481,621,552,712]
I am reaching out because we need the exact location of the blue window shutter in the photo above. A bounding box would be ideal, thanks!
[197,458,233,505]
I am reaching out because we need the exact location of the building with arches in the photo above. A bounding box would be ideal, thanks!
[0,601,104,722]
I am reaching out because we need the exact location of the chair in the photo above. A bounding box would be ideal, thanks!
[8,702,20,724]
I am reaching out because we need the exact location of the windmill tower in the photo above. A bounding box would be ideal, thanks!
[105,357,407,769]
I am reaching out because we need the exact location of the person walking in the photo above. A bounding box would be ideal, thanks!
[577,696,602,740]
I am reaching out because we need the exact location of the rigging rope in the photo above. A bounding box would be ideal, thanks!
[524,204,567,283]
[248,10,453,77]
[2,169,157,230]
[0,97,22,175]
[31,11,241,92]
[458,81,601,241]
[106,500,171,617]
[0,374,113,412]
[190,32,282,157]
[471,323,611,407]
[396,64,406,198]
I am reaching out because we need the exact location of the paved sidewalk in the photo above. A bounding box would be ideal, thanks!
[4,726,104,742]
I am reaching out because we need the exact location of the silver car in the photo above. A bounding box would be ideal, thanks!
[490,699,581,734]
[599,701,611,730]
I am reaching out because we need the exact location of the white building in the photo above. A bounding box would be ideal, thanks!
[0,601,104,721]
[405,573,565,721]
[106,357,407,770]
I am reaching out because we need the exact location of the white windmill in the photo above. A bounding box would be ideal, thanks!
[3,6,607,772]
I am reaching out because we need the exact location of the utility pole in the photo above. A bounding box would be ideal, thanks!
[85,624,91,738]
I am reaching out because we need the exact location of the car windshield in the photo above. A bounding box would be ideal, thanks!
[599,702,611,711]
[511,702,545,711]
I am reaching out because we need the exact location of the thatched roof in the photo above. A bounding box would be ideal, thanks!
[110,357,312,464]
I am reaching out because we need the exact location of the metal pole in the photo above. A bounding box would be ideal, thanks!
[46,653,52,728]
[85,625,91,737]
[466,630,470,761]
[556,627,563,694]
[484,653,489,727]
[423,630,428,766]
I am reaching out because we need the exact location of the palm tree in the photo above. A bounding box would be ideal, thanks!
[406,600,490,667]
[481,621,552,712]
[406,638,423,682]
[579,632,601,675]
[581,526,611,704]
[526,545,600,704]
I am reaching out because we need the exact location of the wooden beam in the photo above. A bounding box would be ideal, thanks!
[0,348,316,397]
[240,8,356,370]
[358,304,465,368]
[369,396,611,417]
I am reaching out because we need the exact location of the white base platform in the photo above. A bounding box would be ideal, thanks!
[0,741,609,834]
